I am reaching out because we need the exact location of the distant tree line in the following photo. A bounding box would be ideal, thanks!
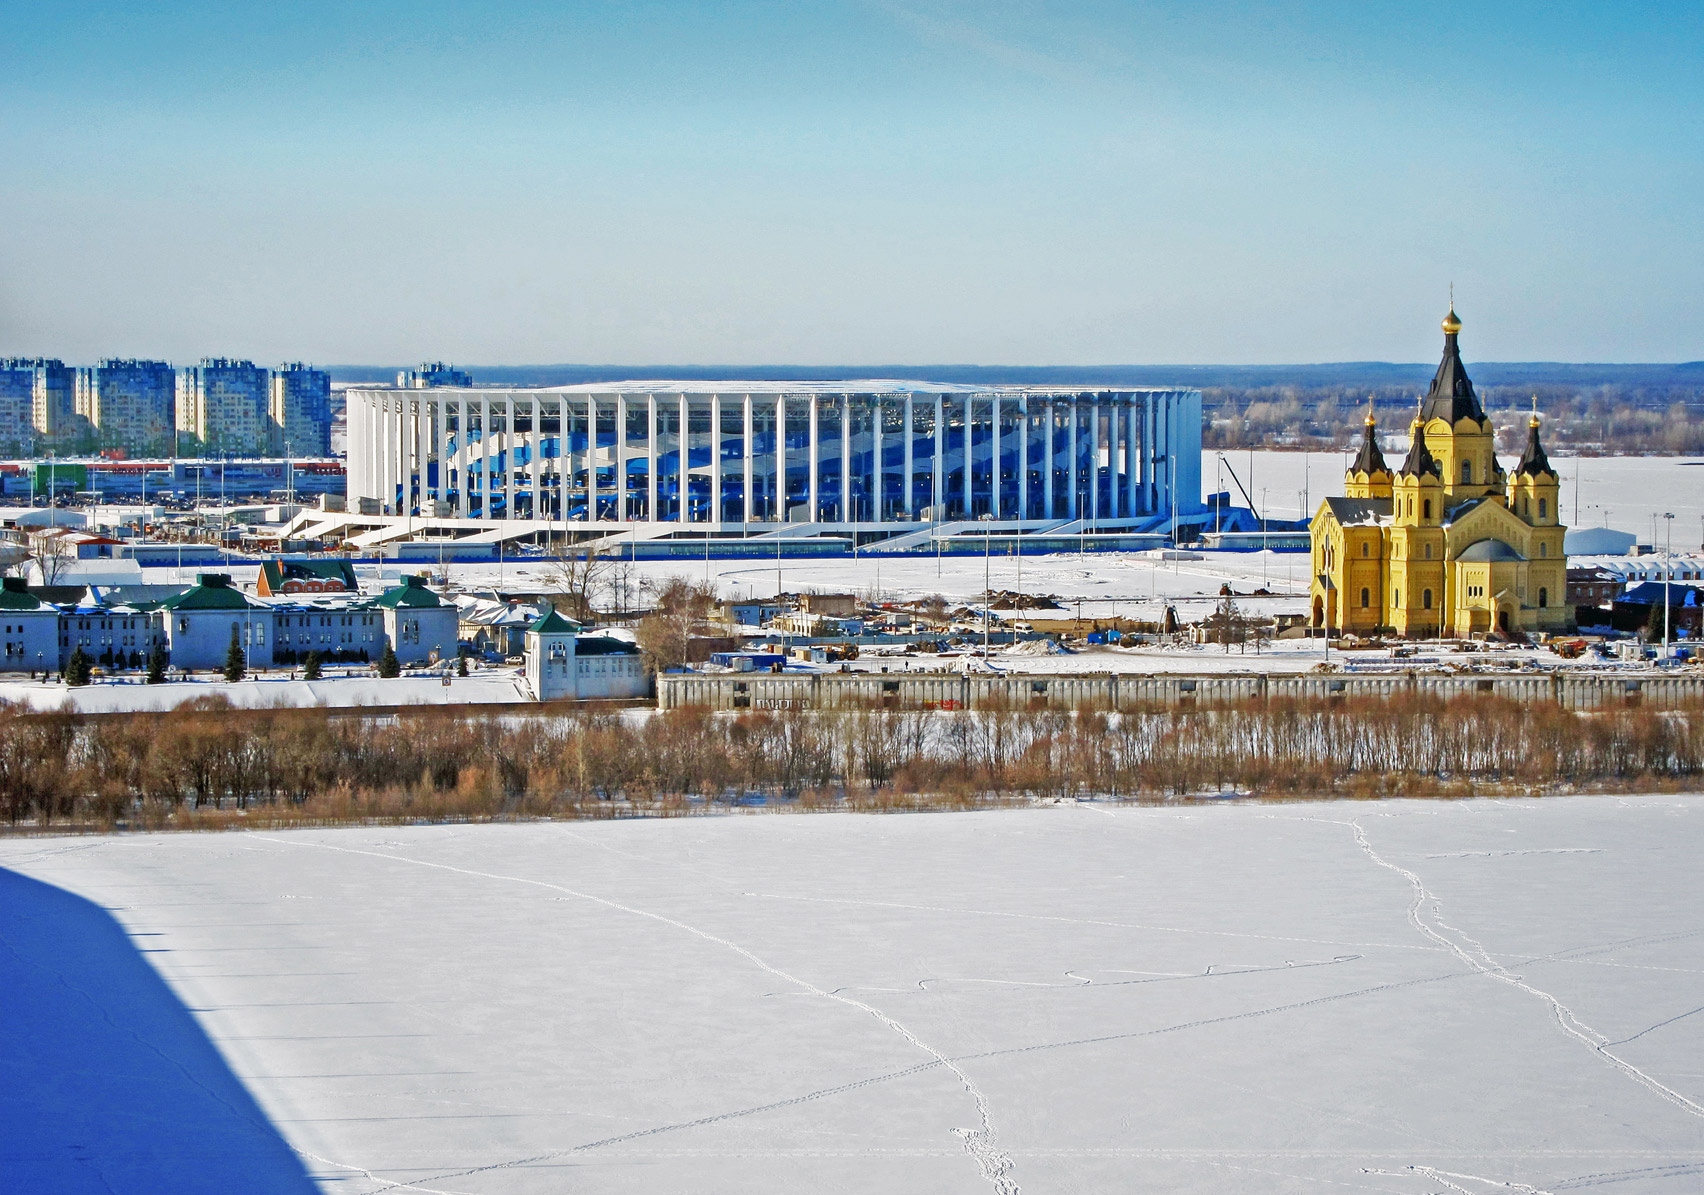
[2,694,1701,831]
[1204,384,1704,455]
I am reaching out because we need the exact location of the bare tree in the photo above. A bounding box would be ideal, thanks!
[30,531,77,585]
[635,578,719,671]
[545,538,621,620]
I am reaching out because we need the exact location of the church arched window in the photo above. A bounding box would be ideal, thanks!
[1360,588,1370,609]
[1539,498,1547,518]
[1538,587,1548,608]
[1423,499,1432,519]
[1462,461,1472,483]
[1540,543,1547,558]
[1422,589,1433,610]
[1425,544,1432,560]
[1361,542,1369,557]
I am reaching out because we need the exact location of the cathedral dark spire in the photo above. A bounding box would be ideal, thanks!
[1515,410,1556,478]
[1350,410,1388,476]
[1419,306,1487,425]
[1399,414,1438,477]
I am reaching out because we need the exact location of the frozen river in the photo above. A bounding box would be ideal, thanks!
[4,797,1703,1193]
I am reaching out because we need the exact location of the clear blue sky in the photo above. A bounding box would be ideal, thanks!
[3,1,1700,365]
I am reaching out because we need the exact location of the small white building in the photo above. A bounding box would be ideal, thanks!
[157,573,272,671]
[374,575,460,665]
[0,577,62,672]
[523,609,649,701]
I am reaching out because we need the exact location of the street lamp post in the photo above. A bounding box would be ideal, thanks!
[1663,512,1674,659]
[980,513,994,657]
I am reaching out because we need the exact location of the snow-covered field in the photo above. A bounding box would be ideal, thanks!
[5,798,1703,1194]
[0,670,530,713]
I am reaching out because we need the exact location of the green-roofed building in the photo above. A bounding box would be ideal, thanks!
[523,606,646,701]
[0,577,60,672]
[376,575,459,665]
[158,574,273,671]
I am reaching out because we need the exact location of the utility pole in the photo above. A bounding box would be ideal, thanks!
[1663,511,1674,659]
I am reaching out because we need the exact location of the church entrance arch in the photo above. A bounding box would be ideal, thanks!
[1313,596,1324,628]
[1498,607,1511,633]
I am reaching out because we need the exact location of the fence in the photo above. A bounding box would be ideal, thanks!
[659,669,1704,712]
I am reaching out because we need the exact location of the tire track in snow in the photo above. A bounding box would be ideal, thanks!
[254,836,1020,1194]
[1340,818,1704,1121]
[746,889,1444,953]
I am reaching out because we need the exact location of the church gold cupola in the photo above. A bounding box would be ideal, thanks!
[1420,307,1504,505]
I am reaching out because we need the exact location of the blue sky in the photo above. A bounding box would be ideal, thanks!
[2,1,1700,364]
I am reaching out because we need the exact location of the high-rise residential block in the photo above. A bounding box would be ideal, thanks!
[177,358,271,455]
[0,358,78,450]
[270,363,331,455]
[75,359,175,455]
[397,362,473,388]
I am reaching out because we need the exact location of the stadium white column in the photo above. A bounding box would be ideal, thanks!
[960,395,973,517]
[871,397,883,523]
[839,397,851,524]
[902,394,914,519]
[1043,398,1055,519]
[677,392,689,523]
[1018,396,1029,521]
[775,395,787,523]
[932,394,945,521]
[807,395,820,522]
[382,395,396,514]
[1126,401,1139,517]
[557,395,570,521]
[593,395,603,521]
[527,395,541,521]
[646,394,658,524]
[1090,400,1102,525]
[742,394,754,524]
[1067,401,1079,519]
[614,393,628,523]
[710,392,722,526]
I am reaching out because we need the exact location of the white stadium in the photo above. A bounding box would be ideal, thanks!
[318,381,1203,556]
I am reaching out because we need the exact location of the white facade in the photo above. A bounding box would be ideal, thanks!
[524,616,648,701]
[1,579,63,672]
[382,603,459,665]
[345,381,1203,538]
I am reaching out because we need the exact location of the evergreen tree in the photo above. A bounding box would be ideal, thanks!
[223,625,246,682]
[456,653,469,678]
[65,646,93,687]
[378,642,401,678]
[303,651,323,681]
[146,644,166,685]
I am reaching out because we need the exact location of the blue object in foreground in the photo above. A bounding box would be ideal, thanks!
[0,867,318,1194]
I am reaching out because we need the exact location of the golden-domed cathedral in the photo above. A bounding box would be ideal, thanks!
[1309,307,1569,638]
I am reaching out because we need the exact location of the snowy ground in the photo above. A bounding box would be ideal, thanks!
[4,798,1703,1194]
[0,669,530,713]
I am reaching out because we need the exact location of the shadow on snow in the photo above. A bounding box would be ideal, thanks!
[0,866,319,1194]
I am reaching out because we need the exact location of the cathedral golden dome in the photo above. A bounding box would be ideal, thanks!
[1441,306,1462,335]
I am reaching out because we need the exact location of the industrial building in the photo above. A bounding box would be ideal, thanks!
[340,381,1202,553]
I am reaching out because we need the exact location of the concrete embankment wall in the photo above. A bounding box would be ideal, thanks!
[658,670,1704,712]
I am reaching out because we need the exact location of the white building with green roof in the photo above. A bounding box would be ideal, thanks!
[374,575,459,665]
[0,577,61,672]
[157,573,272,671]
[523,608,647,701]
